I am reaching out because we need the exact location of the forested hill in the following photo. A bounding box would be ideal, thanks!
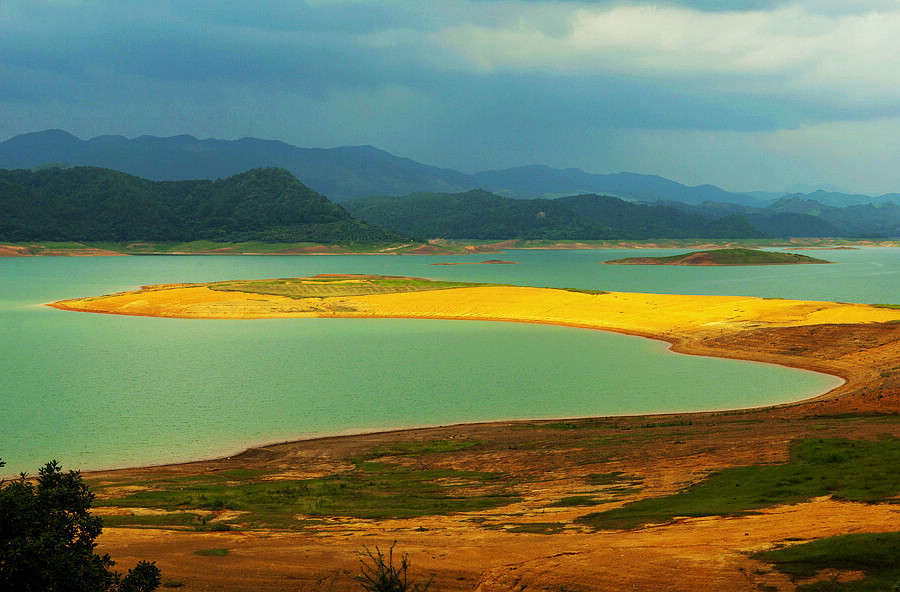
[0,166,411,243]
[343,190,768,240]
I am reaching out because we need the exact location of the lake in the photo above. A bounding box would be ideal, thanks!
[3,247,897,476]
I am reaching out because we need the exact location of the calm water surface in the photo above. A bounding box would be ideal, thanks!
[5,247,896,476]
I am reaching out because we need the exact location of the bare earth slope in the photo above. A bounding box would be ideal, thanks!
[48,276,900,591]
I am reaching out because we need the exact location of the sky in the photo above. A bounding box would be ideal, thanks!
[4,0,900,194]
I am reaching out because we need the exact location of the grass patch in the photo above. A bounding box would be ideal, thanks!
[754,532,900,591]
[207,275,494,299]
[545,496,610,508]
[503,522,567,534]
[194,548,229,557]
[807,412,900,421]
[638,420,693,429]
[482,522,567,534]
[583,471,642,486]
[367,439,482,457]
[523,419,617,431]
[94,462,519,529]
[556,288,609,295]
[99,512,202,528]
[871,303,900,309]
[577,438,900,531]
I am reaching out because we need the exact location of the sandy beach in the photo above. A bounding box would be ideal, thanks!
[49,278,900,591]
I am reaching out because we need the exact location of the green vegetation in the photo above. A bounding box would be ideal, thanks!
[558,194,767,239]
[0,459,161,591]
[344,190,768,240]
[754,532,900,591]
[583,471,644,488]
[523,418,618,430]
[577,438,900,530]
[545,496,608,508]
[193,548,229,557]
[0,166,414,244]
[207,275,493,299]
[93,462,519,529]
[367,439,482,457]
[604,247,832,266]
[496,522,567,534]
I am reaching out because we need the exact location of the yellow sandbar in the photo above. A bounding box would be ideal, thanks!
[50,284,900,335]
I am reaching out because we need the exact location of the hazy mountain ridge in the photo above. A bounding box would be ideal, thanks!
[663,197,900,238]
[0,130,473,202]
[2,130,899,238]
[8,129,898,208]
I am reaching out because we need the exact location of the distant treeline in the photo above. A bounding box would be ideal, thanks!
[3,165,898,244]
[343,190,767,240]
[0,167,411,243]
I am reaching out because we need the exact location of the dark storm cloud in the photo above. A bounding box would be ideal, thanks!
[4,0,900,192]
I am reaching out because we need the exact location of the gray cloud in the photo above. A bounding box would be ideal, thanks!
[3,0,900,192]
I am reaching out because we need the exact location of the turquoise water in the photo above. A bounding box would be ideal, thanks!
[5,248,896,476]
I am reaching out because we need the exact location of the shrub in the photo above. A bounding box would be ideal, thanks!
[356,542,434,592]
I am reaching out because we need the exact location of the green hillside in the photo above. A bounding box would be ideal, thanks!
[344,190,768,240]
[0,166,412,244]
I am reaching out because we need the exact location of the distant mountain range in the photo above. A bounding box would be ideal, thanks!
[5,129,900,209]
[2,130,899,239]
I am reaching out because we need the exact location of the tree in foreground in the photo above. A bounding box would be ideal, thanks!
[0,458,161,592]
[356,542,435,592]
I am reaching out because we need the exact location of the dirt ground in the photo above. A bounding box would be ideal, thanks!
[53,281,900,591]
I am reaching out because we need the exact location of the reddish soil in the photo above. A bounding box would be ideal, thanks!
[273,245,349,254]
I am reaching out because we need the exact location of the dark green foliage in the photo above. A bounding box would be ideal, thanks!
[577,438,900,530]
[560,194,767,239]
[193,548,229,557]
[0,166,411,243]
[0,459,161,592]
[545,496,606,508]
[344,190,767,240]
[755,532,900,591]
[356,543,434,592]
[345,189,618,239]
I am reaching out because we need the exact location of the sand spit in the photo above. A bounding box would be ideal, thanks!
[50,279,900,405]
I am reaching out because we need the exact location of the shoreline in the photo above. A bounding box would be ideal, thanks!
[45,279,900,477]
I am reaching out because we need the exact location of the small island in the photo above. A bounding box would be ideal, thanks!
[603,247,832,266]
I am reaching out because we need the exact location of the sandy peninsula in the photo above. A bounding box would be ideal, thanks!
[49,276,900,592]
[49,275,899,402]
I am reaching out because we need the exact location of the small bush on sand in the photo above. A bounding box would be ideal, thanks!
[356,542,435,592]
